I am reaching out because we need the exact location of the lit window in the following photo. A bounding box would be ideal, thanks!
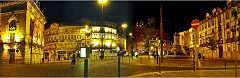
[226,11,230,19]
[9,20,17,31]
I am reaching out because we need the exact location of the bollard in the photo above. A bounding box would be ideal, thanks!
[84,58,88,77]
[117,53,121,77]
[141,57,142,64]
[129,55,130,64]
[122,56,123,64]
[159,56,161,73]
[224,59,226,71]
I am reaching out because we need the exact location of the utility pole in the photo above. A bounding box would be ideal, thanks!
[160,3,164,63]
[191,19,200,71]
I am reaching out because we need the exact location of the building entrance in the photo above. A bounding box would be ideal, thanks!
[219,46,223,58]
[8,49,15,64]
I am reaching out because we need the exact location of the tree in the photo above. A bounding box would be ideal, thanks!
[206,31,219,60]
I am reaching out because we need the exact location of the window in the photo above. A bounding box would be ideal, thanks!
[79,35,81,39]
[64,35,67,40]
[212,19,215,27]
[226,23,230,28]
[218,26,222,31]
[205,23,208,29]
[228,44,231,52]
[227,32,230,39]
[226,11,230,19]
[233,31,236,38]
[233,43,236,51]
[9,20,17,31]
[10,33,15,42]
[238,20,240,25]
[82,43,84,46]
[218,16,221,25]
[192,34,194,40]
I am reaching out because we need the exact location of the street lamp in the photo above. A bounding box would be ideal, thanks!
[83,24,91,77]
[129,32,133,60]
[121,23,127,51]
[98,0,108,60]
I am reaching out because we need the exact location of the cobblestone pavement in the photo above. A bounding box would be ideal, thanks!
[130,70,240,77]
[0,55,239,77]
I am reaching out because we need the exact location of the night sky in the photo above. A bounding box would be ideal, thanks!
[40,1,227,39]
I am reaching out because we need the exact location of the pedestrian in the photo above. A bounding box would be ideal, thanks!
[198,53,201,59]
[71,54,76,65]
[42,58,44,64]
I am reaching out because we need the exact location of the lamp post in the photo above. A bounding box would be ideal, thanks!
[98,0,108,60]
[121,23,127,63]
[129,32,133,60]
[84,25,91,77]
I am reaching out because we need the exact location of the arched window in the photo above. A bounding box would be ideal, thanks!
[9,20,17,31]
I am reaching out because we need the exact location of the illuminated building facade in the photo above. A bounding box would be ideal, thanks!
[133,21,171,55]
[198,1,240,60]
[178,28,194,55]
[44,21,119,61]
[0,1,46,64]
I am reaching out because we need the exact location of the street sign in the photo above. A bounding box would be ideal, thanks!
[191,19,200,29]
[81,47,87,58]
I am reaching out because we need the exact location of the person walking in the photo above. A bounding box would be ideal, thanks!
[41,58,44,64]
[198,53,204,67]
[71,54,76,65]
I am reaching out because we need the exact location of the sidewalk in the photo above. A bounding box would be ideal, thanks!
[129,69,240,77]
[0,56,118,66]
[122,55,240,70]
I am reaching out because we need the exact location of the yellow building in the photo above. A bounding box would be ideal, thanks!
[179,30,190,55]
[44,21,121,61]
[0,1,46,64]
[198,1,240,60]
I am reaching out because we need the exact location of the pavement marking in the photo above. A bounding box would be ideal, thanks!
[128,72,160,77]
[127,69,237,77]
[128,70,192,77]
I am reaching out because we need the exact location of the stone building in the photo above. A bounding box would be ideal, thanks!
[44,21,121,61]
[0,1,46,64]
[198,1,240,60]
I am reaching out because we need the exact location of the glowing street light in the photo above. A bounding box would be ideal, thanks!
[121,23,127,50]
[121,23,128,29]
[129,32,134,60]
[129,32,132,36]
[98,0,109,60]
[98,0,108,5]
